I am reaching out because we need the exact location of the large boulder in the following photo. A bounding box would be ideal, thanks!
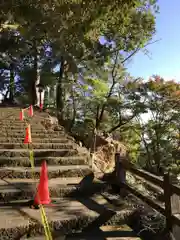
[92,136,128,174]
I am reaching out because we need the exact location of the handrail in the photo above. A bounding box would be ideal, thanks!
[125,163,180,197]
[127,164,180,196]
[127,165,164,188]
[114,153,180,237]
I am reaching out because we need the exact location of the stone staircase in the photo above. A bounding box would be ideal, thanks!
[0,107,140,240]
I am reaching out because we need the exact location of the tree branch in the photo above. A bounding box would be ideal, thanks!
[96,51,119,129]
[108,113,136,133]
[121,39,161,64]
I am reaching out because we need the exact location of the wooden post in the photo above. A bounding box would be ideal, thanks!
[115,153,126,185]
[90,128,97,170]
[163,172,173,235]
[171,194,180,215]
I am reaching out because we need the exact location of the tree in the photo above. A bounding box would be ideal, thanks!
[129,77,180,174]
[0,0,158,108]
[0,28,28,102]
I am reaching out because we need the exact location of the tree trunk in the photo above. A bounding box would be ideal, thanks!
[56,56,64,120]
[142,134,152,170]
[43,88,49,108]
[95,53,118,129]
[95,105,100,129]
[69,85,76,131]
[9,63,14,102]
[155,129,161,173]
[31,40,39,105]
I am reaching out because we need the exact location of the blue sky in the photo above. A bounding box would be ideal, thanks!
[127,0,180,82]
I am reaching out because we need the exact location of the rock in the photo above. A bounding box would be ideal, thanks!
[92,137,128,174]
[41,115,59,130]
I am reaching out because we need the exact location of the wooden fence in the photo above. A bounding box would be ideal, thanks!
[115,153,180,238]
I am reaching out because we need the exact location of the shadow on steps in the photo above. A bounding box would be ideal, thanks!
[66,173,102,197]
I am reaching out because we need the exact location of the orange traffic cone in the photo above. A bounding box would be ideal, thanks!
[24,124,32,144]
[29,105,33,117]
[34,161,51,205]
[20,109,24,121]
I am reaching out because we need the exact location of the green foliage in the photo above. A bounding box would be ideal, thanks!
[0,0,158,106]
[131,78,180,174]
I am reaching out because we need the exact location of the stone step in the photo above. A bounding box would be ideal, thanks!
[0,116,51,121]
[0,165,91,179]
[66,225,141,240]
[0,121,46,125]
[0,117,34,121]
[0,156,88,167]
[0,133,66,138]
[0,149,82,157]
[0,123,45,128]
[0,127,47,132]
[0,117,58,121]
[0,194,130,239]
[0,112,48,117]
[0,129,64,134]
[0,143,74,149]
[0,125,44,130]
[0,112,20,118]
[0,120,45,124]
[0,115,50,121]
[0,109,47,114]
[0,177,107,201]
[0,122,61,127]
[0,113,50,122]
[0,197,98,239]
[0,114,49,119]
[21,225,141,240]
[0,137,70,143]
[0,124,47,129]
[1,127,63,132]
